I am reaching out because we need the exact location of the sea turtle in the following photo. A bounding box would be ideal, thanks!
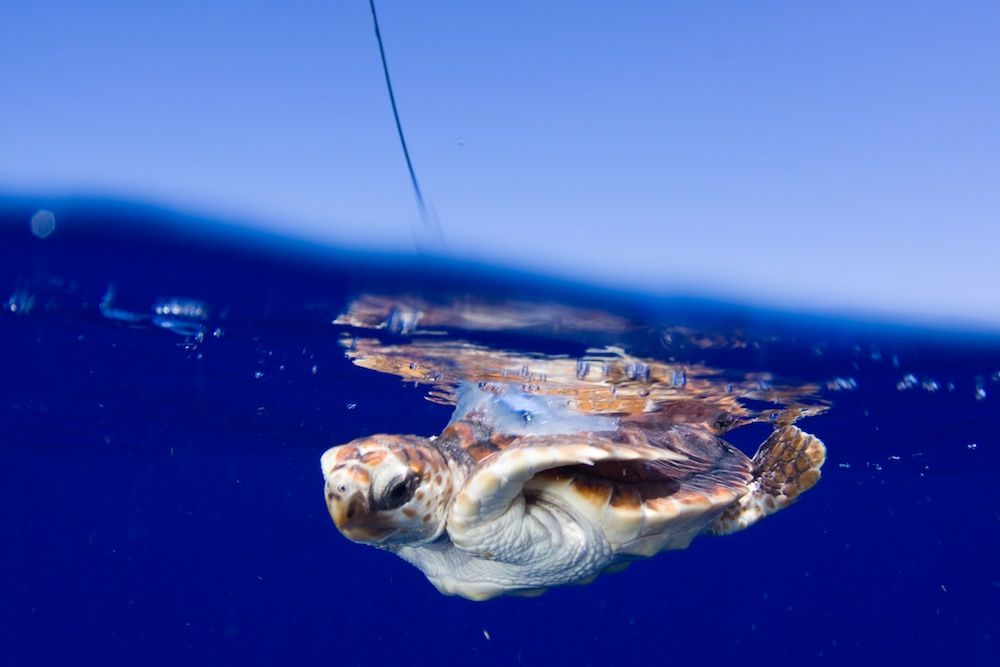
[321,383,826,600]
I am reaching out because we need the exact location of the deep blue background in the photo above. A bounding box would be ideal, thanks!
[2,201,999,666]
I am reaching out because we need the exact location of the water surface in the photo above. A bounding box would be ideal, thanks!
[2,200,998,665]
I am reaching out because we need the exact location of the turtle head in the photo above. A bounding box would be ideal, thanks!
[321,435,453,547]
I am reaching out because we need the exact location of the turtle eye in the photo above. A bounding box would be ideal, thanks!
[382,475,417,510]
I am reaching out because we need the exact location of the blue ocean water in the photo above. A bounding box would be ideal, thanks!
[2,199,998,666]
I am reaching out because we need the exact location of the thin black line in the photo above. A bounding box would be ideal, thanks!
[368,0,429,221]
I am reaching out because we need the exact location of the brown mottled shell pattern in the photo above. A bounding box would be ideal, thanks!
[438,407,755,554]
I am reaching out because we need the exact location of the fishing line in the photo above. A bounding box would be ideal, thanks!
[368,0,444,247]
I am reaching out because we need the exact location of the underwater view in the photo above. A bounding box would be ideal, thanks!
[2,200,998,665]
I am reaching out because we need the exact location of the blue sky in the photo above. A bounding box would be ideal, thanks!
[1,2,998,327]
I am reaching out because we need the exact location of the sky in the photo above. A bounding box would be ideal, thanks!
[1,1,998,328]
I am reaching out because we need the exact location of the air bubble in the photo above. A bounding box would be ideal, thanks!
[152,298,208,337]
[625,362,650,383]
[826,377,857,391]
[154,298,207,320]
[6,290,34,314]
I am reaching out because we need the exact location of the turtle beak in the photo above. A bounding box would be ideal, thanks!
[327,489,368,531]
[322,448,373,539]
[320,443,407,545]
[324,481,398,544]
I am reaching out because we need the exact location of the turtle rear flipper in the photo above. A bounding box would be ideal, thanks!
[711,425,826,535]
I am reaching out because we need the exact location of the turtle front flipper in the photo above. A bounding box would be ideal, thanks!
[447,433,684,563]
[711,425,826,535]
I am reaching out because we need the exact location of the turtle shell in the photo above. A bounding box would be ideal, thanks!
[437,393,754,559]
[527,423,754,558]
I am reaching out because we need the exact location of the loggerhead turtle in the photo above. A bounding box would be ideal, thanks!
[321,383,826,600]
